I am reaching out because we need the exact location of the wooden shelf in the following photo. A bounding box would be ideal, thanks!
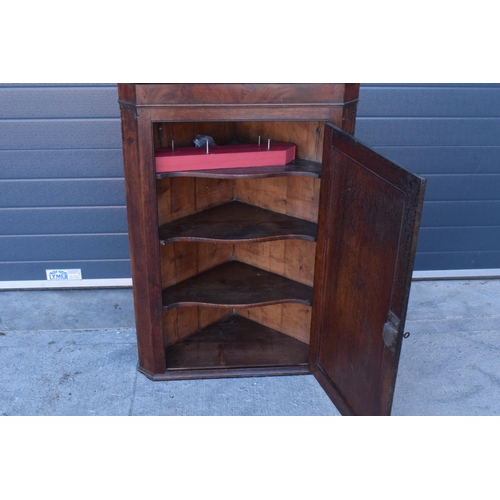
[159,201,318,244]
[165,314,309,371]
[156,158,321,179]
[162,260,313,310]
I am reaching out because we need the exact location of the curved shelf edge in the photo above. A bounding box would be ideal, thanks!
[156,158,322,179]
[162,298,312,311]
[162,261,313,311]
[160,234,316,245]
[161,235,316,245]
[158,201,318,244]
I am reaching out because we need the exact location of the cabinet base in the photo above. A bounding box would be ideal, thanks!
[138,313,311,380]
[138,364,311,381]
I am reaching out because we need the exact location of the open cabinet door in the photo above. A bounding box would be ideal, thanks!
[310,123,426,416]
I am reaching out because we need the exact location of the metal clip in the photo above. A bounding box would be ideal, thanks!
[382,311,400,351]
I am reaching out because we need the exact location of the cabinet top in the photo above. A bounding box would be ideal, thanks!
[118,83,359,107]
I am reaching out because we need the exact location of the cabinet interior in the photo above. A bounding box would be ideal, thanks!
[154,121,324,373]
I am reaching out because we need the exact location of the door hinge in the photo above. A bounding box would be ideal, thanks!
[382,311,400,351]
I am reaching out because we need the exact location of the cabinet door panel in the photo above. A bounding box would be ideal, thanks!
[310,124,425,416]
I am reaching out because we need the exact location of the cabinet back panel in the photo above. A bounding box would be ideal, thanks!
[234,122,325,162]
[154,122,236,149]
[163,306,229,349]
[157,177,235,225]
[160,242,234,288]
[234,240,316,287]
[284,176,321,222]
[234,176,320,223]
[164,304,312,347]
[153,121,325,162]
[237,304,312,344]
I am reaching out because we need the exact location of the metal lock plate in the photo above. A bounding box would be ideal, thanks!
[382,311,400,351]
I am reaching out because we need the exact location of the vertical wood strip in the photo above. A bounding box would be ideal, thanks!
[119,105,165,374]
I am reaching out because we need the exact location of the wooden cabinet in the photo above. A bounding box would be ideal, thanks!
[117,84,425,416]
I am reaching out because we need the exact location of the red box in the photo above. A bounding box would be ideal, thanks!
[155,142,296,173]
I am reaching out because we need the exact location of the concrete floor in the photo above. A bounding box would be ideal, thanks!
[0,279,498,416]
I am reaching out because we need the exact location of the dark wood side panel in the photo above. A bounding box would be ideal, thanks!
[341,101,359,135]
[343,83,361,103]
[119,103,165,374]
[341,84,360,134]
[117,83,137,105]
[310,124,425,416]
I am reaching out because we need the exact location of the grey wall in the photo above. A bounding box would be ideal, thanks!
[1,83,499,282]
[0,84,130,281]
[356,84,500,272]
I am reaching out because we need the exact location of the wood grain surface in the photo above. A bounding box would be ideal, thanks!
[165,314,309,370]
[159,201,317,244]
[162,260,313,310]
